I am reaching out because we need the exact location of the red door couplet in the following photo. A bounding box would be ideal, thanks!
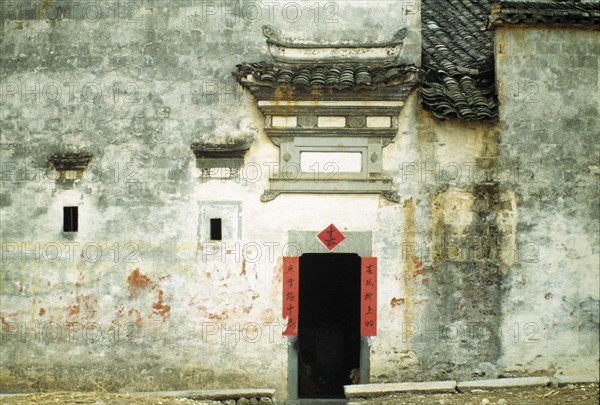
[361,257,377,336]
[282,255,377,337]
[282,256,299,336]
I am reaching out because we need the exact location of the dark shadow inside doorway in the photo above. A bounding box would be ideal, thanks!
[298,253,361,399]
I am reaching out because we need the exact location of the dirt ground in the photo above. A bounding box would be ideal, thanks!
[0,384,598,405]
[357,383,599,404]
[0,392,220,405]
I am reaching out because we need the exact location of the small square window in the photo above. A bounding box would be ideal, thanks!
[63,207,78,232]
[198,202,242,242]
[210,218,222,241]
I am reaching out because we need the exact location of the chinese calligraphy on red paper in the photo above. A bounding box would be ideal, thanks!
[361,257,377,336]
[317,223,345,251]
[282,256,299,336]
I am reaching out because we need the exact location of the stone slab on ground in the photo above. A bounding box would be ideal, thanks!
[130,388,275,400]
[457,377,550,392]
[554,375,599,386]
[344,381,457,398]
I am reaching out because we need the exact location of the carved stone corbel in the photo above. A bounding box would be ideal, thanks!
[261,190,281,202]
[381,191,400,202]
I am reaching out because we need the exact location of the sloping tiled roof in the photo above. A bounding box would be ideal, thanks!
[488,1,600,27]
[233,62,422,101]
[421,0,499,121]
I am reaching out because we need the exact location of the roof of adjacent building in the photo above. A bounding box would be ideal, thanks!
[488,0,600,27]
[421,0,599,121]
[421,0,498,121]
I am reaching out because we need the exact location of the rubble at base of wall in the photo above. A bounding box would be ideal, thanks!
[131,389,276,404]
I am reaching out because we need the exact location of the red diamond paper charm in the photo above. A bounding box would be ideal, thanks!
[317,223,345,251]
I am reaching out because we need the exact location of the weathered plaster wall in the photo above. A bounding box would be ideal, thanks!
[0,0,424,397]
[1,0,598,399]
[495,26,599,376]
[371,97,511,382]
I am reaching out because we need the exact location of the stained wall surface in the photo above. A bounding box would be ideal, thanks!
[0,0,598,399]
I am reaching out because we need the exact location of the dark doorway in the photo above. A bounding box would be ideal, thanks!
[298,253,361,399]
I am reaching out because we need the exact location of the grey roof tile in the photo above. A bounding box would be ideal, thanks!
[489,1,600,27]
[421,0,498,121]
[233,62,422,98]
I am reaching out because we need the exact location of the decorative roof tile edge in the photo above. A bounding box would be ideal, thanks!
[262,25,407,64]
[420,68,499,123]
[487,1,600,29]
[263,25,407,49]
[191,139,251,159]
[232,63,423,92]
[48,152,93,171]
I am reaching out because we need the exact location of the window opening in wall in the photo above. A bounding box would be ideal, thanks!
[210,218,222,241]
[63,207,78,232]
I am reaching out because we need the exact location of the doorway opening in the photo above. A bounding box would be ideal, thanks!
[298,253,361,399]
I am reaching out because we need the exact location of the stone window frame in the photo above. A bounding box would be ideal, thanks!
[277,134,376,179]
[197,201,242,243]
